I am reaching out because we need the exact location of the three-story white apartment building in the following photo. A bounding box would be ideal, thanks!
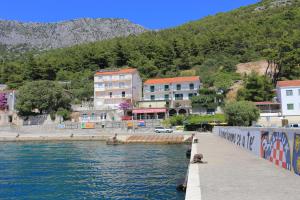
[143,76,201,115]
[277,80,300,116]
[94,68,142,109]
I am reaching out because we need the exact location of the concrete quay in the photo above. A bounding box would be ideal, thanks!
[186,133,300,200]
[0,128,194,143]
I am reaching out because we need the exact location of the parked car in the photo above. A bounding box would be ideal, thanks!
[286,124,300,128]
[154,127,173,133]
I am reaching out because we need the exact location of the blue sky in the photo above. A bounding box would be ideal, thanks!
[0,0,260,29]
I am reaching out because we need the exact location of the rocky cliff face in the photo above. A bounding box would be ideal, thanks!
[0,18,147,51]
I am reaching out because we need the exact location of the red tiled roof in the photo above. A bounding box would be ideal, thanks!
[144,76,200,85]
[277,80,300,87]
[95,68,137,75]
[254,101,279,105]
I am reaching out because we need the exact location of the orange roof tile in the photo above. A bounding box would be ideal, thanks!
[277,80,300,87]
[95,68,137,75]
[144,76,200,85]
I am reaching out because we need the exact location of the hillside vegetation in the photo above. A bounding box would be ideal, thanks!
[0,0,299,102]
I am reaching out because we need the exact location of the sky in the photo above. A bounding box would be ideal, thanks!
[0,0,260,29]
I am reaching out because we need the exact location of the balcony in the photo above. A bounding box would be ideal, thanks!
[171,100,191,108]
[103,98,132,105]
[105,86,131,91]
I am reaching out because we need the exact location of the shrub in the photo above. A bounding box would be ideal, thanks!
[224,101,260,126]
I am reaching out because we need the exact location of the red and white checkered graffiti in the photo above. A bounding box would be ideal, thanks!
[261,131,291,170]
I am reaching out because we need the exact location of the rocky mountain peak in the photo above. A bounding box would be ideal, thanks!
[0,18,147,51]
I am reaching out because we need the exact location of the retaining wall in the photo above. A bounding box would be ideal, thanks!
[213,126,300,176]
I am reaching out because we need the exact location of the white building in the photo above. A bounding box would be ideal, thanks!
[94,68,142,110]
[277,80,300,116]
[143,76,201,115]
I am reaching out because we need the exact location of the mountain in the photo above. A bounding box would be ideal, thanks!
[1,0,299,102]
[0,18,146,52]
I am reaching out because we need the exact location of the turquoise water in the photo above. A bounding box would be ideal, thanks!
[0,142,188,200]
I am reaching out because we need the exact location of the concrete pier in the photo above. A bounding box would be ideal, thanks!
[185,133,300,200]
[0,129,194,143]
[185,136,201,200]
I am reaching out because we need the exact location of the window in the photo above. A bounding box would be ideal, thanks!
[106,83,112,88]
[164,94,169,100]
[189,83,194,90]
[298,89,300,95]
[287,103,294,110]
[109,92,112,98]
[122,91,126,98]
[119,75,125,80]
[188,93,194,99]
[97,76,103,81]
[286,90,293,96]
[119,82,125,88]
[96,83,103,88]
[175,94,183,100]
[164,85,169,91]
[176,84,181,91]
[151,95,155,100]
[150,85,155,92]
[91,113,95,120]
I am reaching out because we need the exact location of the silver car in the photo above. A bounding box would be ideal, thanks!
[154,127,173,133]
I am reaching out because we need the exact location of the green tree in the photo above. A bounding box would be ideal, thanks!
[191,88,218,110]
[224,101,260,126]
[56,108,71,121]
[237,72,274,102]
[16,80,71,116]
[169,115,186,126]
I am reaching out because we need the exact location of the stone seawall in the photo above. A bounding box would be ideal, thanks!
[0,128,194,144]
[213,126,300,176]
[185,134,202,200]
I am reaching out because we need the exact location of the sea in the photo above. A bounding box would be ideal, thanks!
[0,141,188,200]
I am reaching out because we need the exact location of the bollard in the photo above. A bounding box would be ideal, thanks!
[191,153,205,164]
[186,148,191,158]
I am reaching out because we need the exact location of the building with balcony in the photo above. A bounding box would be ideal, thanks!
[276,80,300,117]
[94,68,142,110]
[255,80,300,127]
[143,76,201,116]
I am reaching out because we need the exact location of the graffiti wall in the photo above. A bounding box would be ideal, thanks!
[213,127,300,176]
[218,127,260,156]
[293,134,300,175]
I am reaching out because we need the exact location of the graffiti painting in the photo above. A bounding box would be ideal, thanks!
[293,134,300,175]
[260,131,291,170]
[261,131,271,160]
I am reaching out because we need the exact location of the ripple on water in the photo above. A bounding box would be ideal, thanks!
[0,142,188,200]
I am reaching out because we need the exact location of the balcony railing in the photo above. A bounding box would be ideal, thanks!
[259,109,281,113]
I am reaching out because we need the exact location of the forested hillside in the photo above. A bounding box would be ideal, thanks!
[1,0,299,102]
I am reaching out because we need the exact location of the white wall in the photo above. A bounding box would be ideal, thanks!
[94,72,143,109]
[278,86,300,116]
